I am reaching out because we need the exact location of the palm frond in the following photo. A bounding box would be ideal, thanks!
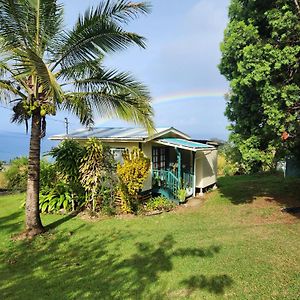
[15,48,64,102]
[51,1,148,70]
[62,93,94,126]
[28,0,64,53]
[0,0,34,49]
[67,67,154,131]
[57,57,103,81]
[83,0,151,24]
[74,68,150,98]
[67,91,154,132]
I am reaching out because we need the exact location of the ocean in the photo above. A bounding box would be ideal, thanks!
[0,131,59,162]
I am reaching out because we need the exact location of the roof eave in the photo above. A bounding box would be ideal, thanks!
[49,136,145,143]
[154,140,215,152]
[145,127,190,142]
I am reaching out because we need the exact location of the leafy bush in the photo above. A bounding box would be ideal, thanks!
[0,172,7,189]
[100,185,117,215]
[0,160,4,171]
[49,140,85,195]
[80,138,117,212]
[39,182,84,214]
[145,196,175,212]
[116,148,150,213]
[4,157,28,191]
[218,143,240,176]
[40,160,58,192]
[4,157,57,192]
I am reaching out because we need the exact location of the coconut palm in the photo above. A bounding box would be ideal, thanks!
[0,0,153,236]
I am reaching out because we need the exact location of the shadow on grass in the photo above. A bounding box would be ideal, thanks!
[45,211,79,231]
[218,174,300,218]
[0,211,23,234]
[0,226,233,299]
[181,274,233,296]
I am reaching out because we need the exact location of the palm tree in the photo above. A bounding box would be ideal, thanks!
[0,0,154,237]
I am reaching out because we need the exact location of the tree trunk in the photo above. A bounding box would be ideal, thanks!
[25,112,44,236]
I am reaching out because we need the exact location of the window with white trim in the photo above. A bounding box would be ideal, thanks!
[111,148,125,163]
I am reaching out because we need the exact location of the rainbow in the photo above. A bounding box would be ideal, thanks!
[153,89,227,105]
[94,89,228,125]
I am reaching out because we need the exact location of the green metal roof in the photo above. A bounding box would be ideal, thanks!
[156,138,214,151]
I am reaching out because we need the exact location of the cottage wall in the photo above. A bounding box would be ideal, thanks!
[195,149,217,189]
[141,142,153,191]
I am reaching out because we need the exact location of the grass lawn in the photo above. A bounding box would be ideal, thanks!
[0,174,300,299]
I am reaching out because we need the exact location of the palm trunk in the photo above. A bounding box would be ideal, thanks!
[25,112,44,236]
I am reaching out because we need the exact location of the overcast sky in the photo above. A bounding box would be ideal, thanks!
[0,0,230,160]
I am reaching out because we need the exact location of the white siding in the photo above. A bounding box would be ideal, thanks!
[141,142,153,191]
[195,149,217,188]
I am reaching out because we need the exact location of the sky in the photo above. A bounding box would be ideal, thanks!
[0,0,230,161]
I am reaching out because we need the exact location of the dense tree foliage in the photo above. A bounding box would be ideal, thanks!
[219,0,300,172]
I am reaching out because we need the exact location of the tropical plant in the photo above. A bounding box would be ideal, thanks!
[219,0,300,173]
[177,188,187,203]
[39,182,83,214]
[48,139,85,209]
[116,147,150,213]
[79,138,116,211]
[0,0,153,236]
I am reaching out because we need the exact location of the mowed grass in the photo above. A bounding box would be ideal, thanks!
[0,174,300,300]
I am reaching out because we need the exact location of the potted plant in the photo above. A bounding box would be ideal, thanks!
[177,188,187,203]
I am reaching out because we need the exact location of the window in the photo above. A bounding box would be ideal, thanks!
[111,148,125,163]
[152,147,167,169]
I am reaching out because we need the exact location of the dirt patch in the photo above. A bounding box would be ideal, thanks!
[238,196,300,225]
[115,213,136,220]
[78,211,111,222]
[247,196,300,209]
[174,196,206,214]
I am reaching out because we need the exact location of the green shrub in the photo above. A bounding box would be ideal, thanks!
[49,140,85,195]
[39,182,84,214]
[40,160,58,192]
[79,138,117,212]
[4,157,28,191]
[145,196,176,212]
[100,187,117,216]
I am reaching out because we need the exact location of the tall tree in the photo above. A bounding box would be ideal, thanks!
[0,0,154,237]
[219,0,300,173]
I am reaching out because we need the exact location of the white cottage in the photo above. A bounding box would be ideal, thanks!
[50,127,218,200]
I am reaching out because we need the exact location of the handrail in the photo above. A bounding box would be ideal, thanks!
[152,169,194,199]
